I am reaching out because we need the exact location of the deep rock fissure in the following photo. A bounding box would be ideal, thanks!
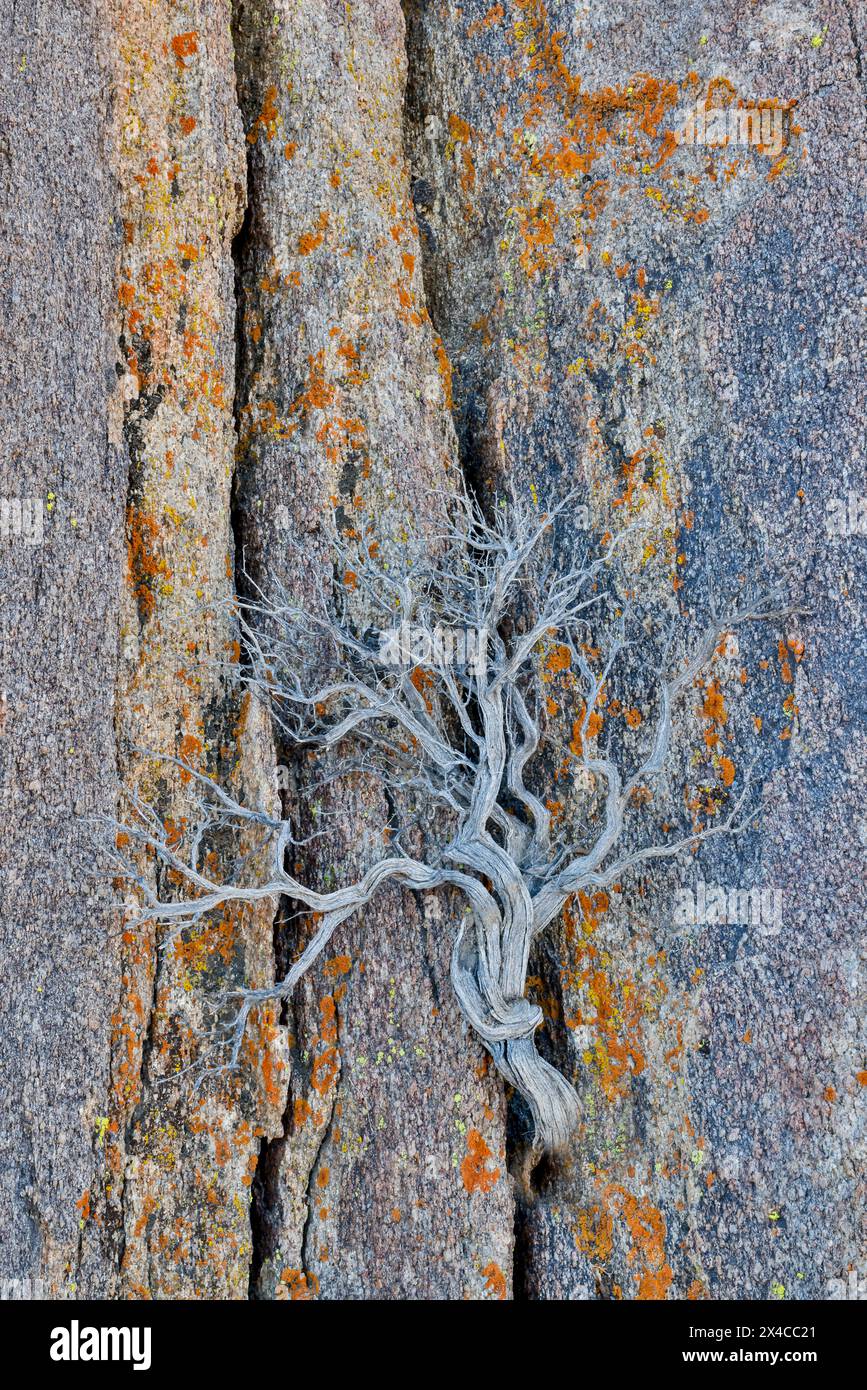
[234,0,543,1296]
[227,22,277,1298]
[399,3,557,1295]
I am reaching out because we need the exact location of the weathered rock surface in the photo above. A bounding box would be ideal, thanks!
[0,0,863,1299]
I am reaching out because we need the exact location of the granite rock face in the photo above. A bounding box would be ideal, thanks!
[0,0,863,1299]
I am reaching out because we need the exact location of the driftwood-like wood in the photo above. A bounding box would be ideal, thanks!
[0,0,863,1300]
[115,489,786,1153]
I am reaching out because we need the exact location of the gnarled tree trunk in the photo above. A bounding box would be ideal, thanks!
[0,0,863,1300]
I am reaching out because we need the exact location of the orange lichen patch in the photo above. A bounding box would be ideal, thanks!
[410,665,436,714]
[310,996,340,1096]
[449,112,472,143]
[323,954,352,978]
[546,136,582,179]
[173,913,237,975]
[468,2,505,36]
[127,507,167,620]
[448,112,477,195]
[482,1261,507,1299]
[251,1010,287,1110]
[606,1185,673,1300]
[543,643,572,678]
[719,756,735,787]
[561,889,608,945]
[309,1045,340,1100]
[574,1204,614,1264]
[241,1149,259,1187]
[525,974,561,1024]
[133,1194,157,1238]
[116,227,228,434]
[162,816,188,851]
[170,31,198,67]
[335,332,365,383]
[611,448,646,510]
[315,412,366,468]
[569,705,603,757]
[178,115,196,136]
[461,1129,501,1195]
[394,277,427,330]
[824,1085,837,1103]
[298,210,330,256]
[664,1019,684,1073]
[516,198,559,276]
[432,334,454,409]
[247,84,280,144]
[177,733,203,781]
[579,967,646,1098]
[768,152,788,180]
[278,1268,319,1301]
[562,900,652,1098]
[317,1168,330,1189]
[624,706,642,729]
[857,1071,867,1087]
[777,639,793,684]
[787,636,805,663]
[284,140,297,160]
[293,1097,313,1130]
[299,350,336,413]
[701,678,726,734]
[76,1190,91,1223]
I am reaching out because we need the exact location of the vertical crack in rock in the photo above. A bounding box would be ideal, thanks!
[400,1,489,504]
[401,0,537,1292]
[392,0,865,1302]
[107,0,288,1298]
[228,11,287,1299]
[230,0,513,1299]
[845,1,866,98]
[229,2,335,1300]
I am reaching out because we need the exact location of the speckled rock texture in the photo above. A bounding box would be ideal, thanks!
[0,0,863,1300]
